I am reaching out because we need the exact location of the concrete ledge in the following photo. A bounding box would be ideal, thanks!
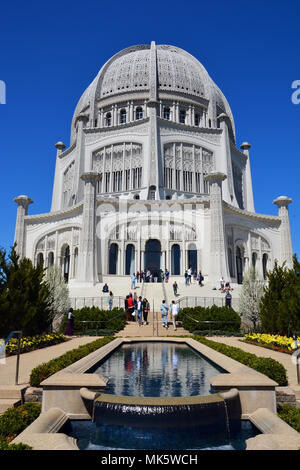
[41,373,108,387]
[248,407,300,436]
[246,434,300,451]
[95,392,224,406]
[11,407,79,450]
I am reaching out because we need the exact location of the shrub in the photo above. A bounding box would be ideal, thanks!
[30,336,115,387]
[192,330,244,337]
[193,336,288,386]
[179,305,241,333]
[277,405,300,433]
[0,402,41,440]
[59,306,126,335]
[259,261,300,336]
[0,246,51,337]
[0,437,32,450]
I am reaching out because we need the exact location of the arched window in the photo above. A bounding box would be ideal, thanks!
[62,245,70,282]
[208,119,212,128]
[171,244,180,275]
[236,246,243,284]
[109,243,118,274]
[73,247,78,278]
[120,109,127,124]
[195,113,200,126]
[179,110,186,124]
[252,252,257,268]
[37,253,44,267]
[48,252,54,267]
[262,254,268,280]
[125,244,135,275]
[163,107,170,120]
[135,107,143,120]
[106,112,112,127]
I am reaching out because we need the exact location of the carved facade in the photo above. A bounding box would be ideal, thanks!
[13,42,293,289]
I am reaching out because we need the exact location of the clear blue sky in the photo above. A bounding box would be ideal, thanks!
[0,0,299,257]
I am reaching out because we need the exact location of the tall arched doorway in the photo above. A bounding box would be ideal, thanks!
[109,243,118,274]
[145,239,161,279]
[171,244,180,275]
[125,244,135,275]
[188,243,197,272]
[236,246,243,284]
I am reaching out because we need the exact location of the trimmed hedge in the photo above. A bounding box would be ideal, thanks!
[277,405,300,432]
[0,402,41,445]
[59,307,126,335]
[193,336,288,386]
[192,330,244,337]
[179,305,241,333]
[29,336,115,387]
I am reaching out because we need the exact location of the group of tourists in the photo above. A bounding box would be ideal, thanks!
[125,293,150,326]
[130,268,171,286]
[184,267,204,286]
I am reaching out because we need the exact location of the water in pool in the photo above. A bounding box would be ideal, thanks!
[68,419,259,450]
[91,341,226,397]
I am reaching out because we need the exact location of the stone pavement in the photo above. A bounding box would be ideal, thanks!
[208,336,298,387]
[0,336,100,386]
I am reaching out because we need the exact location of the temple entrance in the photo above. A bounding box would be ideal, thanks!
[171,244,181,275]
[144,239,162,281]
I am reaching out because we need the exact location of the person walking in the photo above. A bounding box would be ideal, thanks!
[198,271,204,287]
[131,273,136,289]
[137,296,143,326]
[160,300,169,329]
[184,270,189,286]
[188,267,192,285]
[165,269,170,283]
[65,308,74,336]
[171,300,179,331]
[143,298,150,325]
[107,291,114,310]
[173,281,178,296]
[133,292,138,321]
[225,290,232,308]
[220,277,225,293]
[127,294,135,321]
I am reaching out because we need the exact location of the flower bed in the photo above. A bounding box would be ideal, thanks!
[243,333,298,355]
[5,333,66,356]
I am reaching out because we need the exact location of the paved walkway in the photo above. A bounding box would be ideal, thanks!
[209,336,298,386]
[0,336,100,386]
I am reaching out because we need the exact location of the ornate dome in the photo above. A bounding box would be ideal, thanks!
[70,42,235,142]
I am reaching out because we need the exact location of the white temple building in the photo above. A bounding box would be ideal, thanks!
[14,42,293,291]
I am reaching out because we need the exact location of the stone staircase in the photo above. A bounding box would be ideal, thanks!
[0,385,27,414]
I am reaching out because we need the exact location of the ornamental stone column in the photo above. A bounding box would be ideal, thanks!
[273,196,293,268]
[13,195,33,258]
[205,172,229,283]
[76,172,102,284]
[240,142,255,212]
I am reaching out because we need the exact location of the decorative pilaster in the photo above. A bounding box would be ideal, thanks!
[13,195,33,258]
[273,196,293,268]
[217,113,235,204]
[76,172,102,284]
[240,142,255,212]
[205,172,229,282]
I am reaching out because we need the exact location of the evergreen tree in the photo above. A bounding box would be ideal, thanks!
[260,260,300,336]
[293,253,300,278]
[239,266,264,330]
[0,246,51,337]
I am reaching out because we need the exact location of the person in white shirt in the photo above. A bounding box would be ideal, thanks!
[171,300,179,331]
